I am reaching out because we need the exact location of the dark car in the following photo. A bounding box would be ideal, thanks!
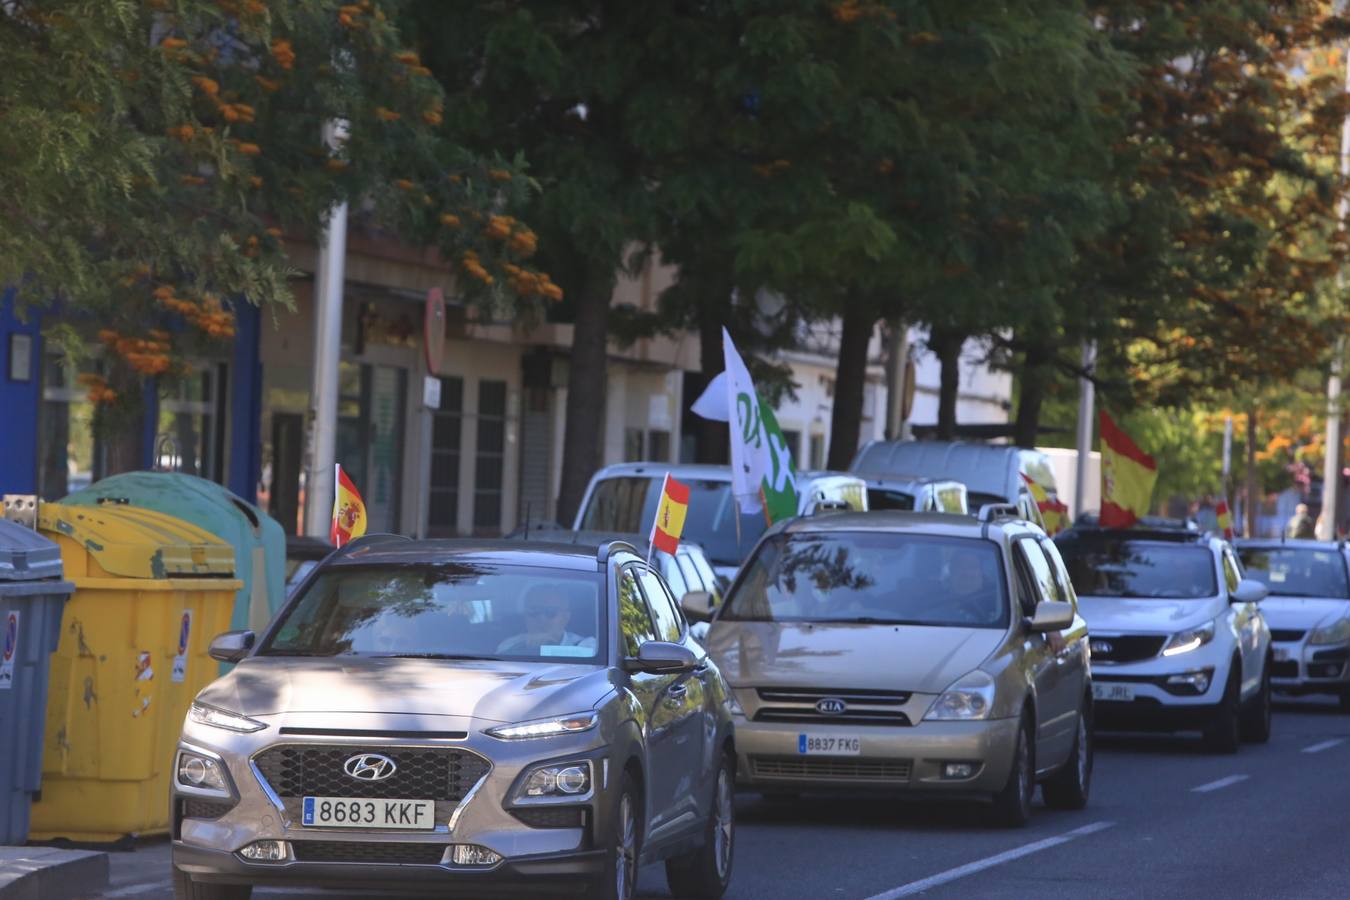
[172,536,737,900]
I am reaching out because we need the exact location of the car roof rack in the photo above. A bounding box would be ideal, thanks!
[333,533,412,557]
[597,539,640,566]
[977,503,1020,523]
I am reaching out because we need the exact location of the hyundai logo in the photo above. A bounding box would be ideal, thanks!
[343,753,397,782]
[815,698,848,716]
[1089,640,1114,657]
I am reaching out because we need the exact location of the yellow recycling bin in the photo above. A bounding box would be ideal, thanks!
[28,504,240,842]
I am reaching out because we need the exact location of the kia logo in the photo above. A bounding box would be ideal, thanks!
[343,753,397,781]
[1089,640,1113,657]
[815,698,848,715]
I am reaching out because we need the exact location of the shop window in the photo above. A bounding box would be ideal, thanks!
[473,380,506,533]
[335,362,406,534]
[37,352,103,501]
[647,429,671,462]
[809,434,826,470]
[624,428,644,462]
[156,363,227,482]
[429,376,464,537]
[782,429,802,462]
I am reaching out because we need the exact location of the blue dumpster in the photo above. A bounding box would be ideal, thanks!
[0,519,73,845]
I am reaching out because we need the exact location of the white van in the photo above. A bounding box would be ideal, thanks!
[572,462,868,581]
[851,440,1058,529]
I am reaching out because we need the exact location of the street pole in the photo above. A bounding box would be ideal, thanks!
[1246,409,1259,538]
[1321,2,1350,540]
[884,316,909,441]
[303,119,349,540]
[1074,341,1097,520]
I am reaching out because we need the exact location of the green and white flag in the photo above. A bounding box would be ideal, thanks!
[691,328,799,523]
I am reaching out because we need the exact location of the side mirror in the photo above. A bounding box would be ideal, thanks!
[1231,578,1268,605]
[208,630,256,663]
[680,590,716,624]
[1025,601,1074,633]
[624,641,697,675]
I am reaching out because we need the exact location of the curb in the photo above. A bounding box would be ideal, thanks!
[0,846,110,900]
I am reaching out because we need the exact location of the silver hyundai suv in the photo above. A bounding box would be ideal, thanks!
[171,536,736,900]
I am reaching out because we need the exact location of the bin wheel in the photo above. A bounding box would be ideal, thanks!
[173,868,252,900]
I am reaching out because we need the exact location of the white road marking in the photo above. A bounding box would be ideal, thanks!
[1302,738,1345,754]
[100,881,171,898]
[861,821,1115,900]
[1191,774,1249,793]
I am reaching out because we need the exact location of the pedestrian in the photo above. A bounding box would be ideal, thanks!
[1286,503,1316,539]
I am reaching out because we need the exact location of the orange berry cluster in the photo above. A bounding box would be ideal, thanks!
[751,159,791,177]
[153,286,238,340]
[77,373,118,405]
[501,264,563,301]
[483,215,538,257]
[830,1,896,23]
[271,39,296,70]
[460,251,493,285]
[99,329,173,377]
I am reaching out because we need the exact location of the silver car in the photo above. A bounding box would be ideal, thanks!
[170,536,736,900]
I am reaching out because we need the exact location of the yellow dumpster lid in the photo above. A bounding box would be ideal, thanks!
[38,504,236,579]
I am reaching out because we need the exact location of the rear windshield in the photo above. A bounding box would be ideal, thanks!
[579,476,767,568]
[867,488,917,511]
[722,532,1008,628]
[1055,537,1217,599]
[262,564,606,663]
[1236,548,1350,599]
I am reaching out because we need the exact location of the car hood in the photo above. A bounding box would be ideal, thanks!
[1258,596,1350,631]
[1075,595,1223,634]
[195,656,616,724]
[704,620,1004,694]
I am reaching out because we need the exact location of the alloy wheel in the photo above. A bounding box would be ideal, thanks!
[1076,713,1090,786]
[714,767,734,880]
[617,793,637,900]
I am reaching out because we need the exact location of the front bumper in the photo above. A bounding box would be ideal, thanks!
[173,841,604,896]
[732,717,1020,794]
[1090,638,1233,732]
[171,712,614,892]
[1270,639,1350,694]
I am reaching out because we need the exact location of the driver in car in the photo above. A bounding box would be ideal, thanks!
[497,585,597,654]
[945,546,998,624]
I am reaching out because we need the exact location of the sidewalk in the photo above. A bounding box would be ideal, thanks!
[0,846,109,900]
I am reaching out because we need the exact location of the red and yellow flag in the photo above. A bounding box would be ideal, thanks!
[330,464,368,548]
[1022,473,1069,536]
[1216,500,1234,540]
[649,474,691,557]
[1099,411,1158,529]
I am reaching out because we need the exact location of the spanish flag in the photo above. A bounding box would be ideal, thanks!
[648,473,691,558]
[330,464,368,548]
[1099,411,1158,529]
[1216,500,1234,539]
[1022,473,1069,536]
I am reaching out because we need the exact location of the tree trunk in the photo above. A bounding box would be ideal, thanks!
[931,328,965,441]
[555,273,612,525]
[1013,342,1052,449]
[695,302,729,464]
[1245,409,1259,537]
[827,303,876,470]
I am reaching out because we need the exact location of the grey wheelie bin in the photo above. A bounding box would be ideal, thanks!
[0,520,74,845]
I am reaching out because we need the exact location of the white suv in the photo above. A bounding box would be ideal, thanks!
[1054,527,1272,753]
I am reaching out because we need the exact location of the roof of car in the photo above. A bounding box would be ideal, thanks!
[323,537,632,572]
[1056,527,1218,548]
[507,528,708,557]
[591,462,860,485]
[775,510,1022,541]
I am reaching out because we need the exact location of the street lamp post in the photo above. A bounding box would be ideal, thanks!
[1319,20,1350,540]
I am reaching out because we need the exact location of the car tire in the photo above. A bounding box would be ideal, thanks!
[172,869,251,900]
[665,753,736,899]
[598,772,641,900]
[1203,663,1242,755]
[1042,704,1093,810]
[1240,658,1273,743]
[990,712,1035,828]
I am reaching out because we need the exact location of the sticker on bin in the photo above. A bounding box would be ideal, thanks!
[171,610,192,683]
[0,611,17,690]
[135,651,154,681]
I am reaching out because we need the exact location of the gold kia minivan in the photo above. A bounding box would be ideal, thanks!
[683,509,1092,827]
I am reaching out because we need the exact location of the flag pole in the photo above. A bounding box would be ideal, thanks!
[647,473,668,567]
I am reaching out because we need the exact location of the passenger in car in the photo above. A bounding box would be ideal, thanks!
[497,584,598,654]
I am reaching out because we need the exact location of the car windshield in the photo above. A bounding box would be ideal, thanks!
[1055,537,1217,599]
[1237,547,1350,599]
[261,563,606,663]
[721,532,1008,628]
[579,476,768,567]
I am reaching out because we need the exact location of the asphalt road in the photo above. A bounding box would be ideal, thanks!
[80,696,1350,900]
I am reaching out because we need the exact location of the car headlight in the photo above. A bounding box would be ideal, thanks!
[176,749,231,795]
[924,670,996,721]
[188,702,267,733]
[512,761,593,803]
[1162,622,1216,657]
[1308,618,1350,645]
[726,692,745,718]
[485,711,599,740]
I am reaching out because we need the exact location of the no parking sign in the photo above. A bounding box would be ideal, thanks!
[0,611,17,690]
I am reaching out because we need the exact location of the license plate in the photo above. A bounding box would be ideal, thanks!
[302,797,435,829]
[1274,647,1291,662]
[1093,682,1135,702]
[798,734,861,755]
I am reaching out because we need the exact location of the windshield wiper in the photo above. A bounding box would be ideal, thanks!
[373,653,502,661]
[260,649,340,657]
